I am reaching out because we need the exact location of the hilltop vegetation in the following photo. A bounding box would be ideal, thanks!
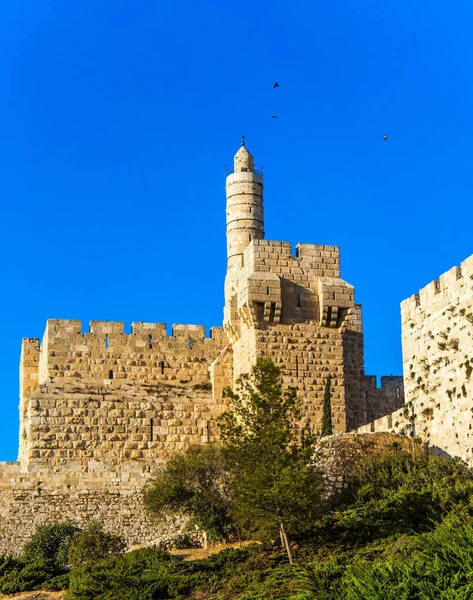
[2,448,473,598]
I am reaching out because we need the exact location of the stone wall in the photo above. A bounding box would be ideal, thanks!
[0,432,420,556]
[357,254,473,465]
[19,321,228,467]
[0,461,184,556]
[36,320,226,387]
[22,382,227,467]
[255,319,360,435]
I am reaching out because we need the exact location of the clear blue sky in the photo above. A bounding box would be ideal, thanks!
[1,1,472,460]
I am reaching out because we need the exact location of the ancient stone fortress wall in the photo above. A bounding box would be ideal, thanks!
[2,321,232,556]
[225,238,361,434]
[357,254,473,465]
[0,433,418,556]
[37,319,226,387]
[19,320,230,467]
[0,460,184,556]
[362,376,404,424]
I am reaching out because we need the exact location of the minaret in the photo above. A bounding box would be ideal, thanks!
[224,138,264,302]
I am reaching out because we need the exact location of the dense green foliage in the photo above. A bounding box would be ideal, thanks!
[68,522,126,567]
[4,440,473,597]
[218,358,323,561]
[320,445,473,542]
[321,375,333,437]
[143,443,235,542]
[64,516,473,599]
[22,522,80,569]
[0,521,125,595]
[0,522,79,594]
[66,547,201,599]
[65,449,473,599]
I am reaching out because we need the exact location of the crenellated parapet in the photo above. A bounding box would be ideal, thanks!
[35,319,227,388]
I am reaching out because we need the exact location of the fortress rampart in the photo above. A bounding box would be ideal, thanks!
[357,254,473,464]
[36,319,226,387]
[19,320,230,468]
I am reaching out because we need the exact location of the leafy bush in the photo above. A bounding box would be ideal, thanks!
[66,547,205,600]
[22,522,80,569]
[0,524,79,594]
[320,448,473,542]
[68,522,126,567]
[0,557,64,595]
[343,514,473,599]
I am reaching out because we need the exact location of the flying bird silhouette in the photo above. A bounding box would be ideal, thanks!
[383,134,388,141]
[273,82,279,88]
[271,115,278,119]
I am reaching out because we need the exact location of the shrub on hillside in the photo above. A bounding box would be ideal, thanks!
[0,524,78,594]
[144,443,236,542]
[321,447,473,542]
[66,547,205,600]
[0,556,69,595]
[68,522,126,567]
[22,522,80,569]
[342,514,473,599]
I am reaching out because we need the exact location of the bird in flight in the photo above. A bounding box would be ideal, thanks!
[271,115,278,119]
[383,134,388,141]
[273,82,279,88]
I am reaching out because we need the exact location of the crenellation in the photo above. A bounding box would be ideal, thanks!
[131,322,167,336]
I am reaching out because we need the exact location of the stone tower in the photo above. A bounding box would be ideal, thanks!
[224,139,264,303]
[222,140,403,432]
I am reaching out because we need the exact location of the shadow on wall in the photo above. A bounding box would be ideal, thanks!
[427,445,455,460]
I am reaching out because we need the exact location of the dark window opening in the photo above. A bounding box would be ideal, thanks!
[188,339,193,350]
[105,334,109,349]
[295,356,299,378]
[148,334,153,349]
[297,294,301,307]
[269,302,276,323]
[159,361,165,374]
[267,286,270,295]
[249,234,252,242]
[108,369,114,379]
[150,418,154,442]
[249,207,252,214]
[254,301,264,322]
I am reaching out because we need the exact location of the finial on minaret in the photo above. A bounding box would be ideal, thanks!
[241,135,245,147]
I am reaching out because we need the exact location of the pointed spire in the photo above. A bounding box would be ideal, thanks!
[234,138,254,172]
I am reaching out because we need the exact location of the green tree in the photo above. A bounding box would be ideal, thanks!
[68,522,126,567]
[320,375,333,438]
[143,444,235,543]
[218,358,323,564]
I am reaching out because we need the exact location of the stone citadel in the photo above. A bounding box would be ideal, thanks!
[1,141,472,553]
